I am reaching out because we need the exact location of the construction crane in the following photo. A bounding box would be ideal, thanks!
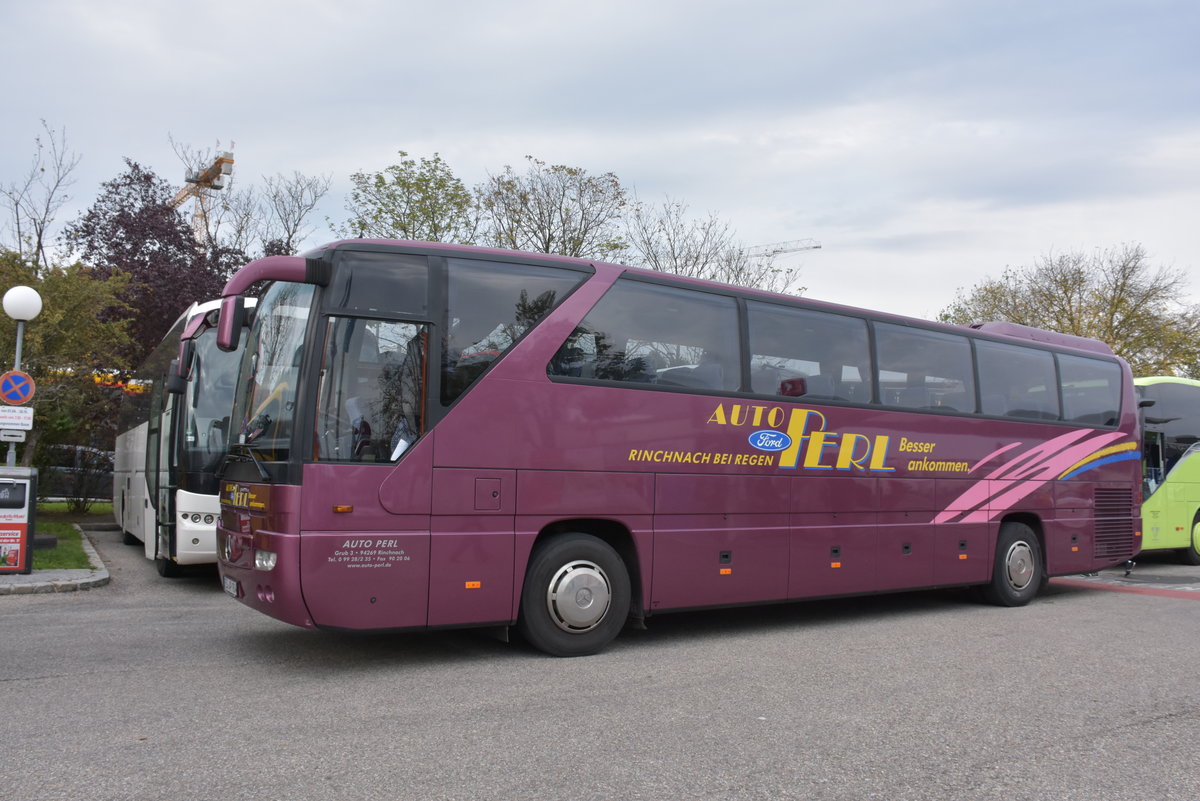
[169,150,234,241]
[744,238,821,258]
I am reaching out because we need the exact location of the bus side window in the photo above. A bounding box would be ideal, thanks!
[442,258,587,406]
[1059,354,1121,426]
[550,279,740,391]
[746,301,872,402]
[874,323,974,412]
[977,340,1059,420]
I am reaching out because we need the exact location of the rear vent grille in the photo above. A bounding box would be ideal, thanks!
[1094,487,1135,560]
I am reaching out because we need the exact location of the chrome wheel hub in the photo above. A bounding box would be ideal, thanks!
[546,560,611,633]
[1005,540,1035,591]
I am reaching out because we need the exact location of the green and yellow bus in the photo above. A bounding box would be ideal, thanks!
[1137,376,1200,563]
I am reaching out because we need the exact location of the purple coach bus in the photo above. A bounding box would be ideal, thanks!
[214,240,1142,656]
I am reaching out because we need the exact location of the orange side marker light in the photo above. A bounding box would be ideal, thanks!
[830,562,842,569]
[333,505,353,514]
[465,581,481,589]
[719,568,732,575]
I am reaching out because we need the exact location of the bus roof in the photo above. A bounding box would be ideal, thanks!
[287,239,1122,360]
[1135,376,1200,388]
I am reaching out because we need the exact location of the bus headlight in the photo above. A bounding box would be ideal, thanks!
[203,514,215,525]
[255,550,278,571]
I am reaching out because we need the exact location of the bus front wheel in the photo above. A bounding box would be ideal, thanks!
[977,521,1043,607]
[517,533,631,657]
[1181,514,1200,566]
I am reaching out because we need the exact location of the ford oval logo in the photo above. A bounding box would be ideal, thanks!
[748,430,791,452]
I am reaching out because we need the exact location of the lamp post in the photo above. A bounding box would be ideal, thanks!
[2,285,42,468]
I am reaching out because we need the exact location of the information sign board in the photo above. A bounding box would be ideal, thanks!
[0,406,34,430]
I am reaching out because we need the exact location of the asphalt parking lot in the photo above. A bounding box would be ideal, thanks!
[3,530,1200,801]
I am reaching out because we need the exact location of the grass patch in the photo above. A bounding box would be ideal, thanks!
[37,501,113,523]
[29,502,112,570]
[31,521,91,570]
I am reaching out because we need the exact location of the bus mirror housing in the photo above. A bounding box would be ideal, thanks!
[217,296,245,352]
[166,337,196,395]
[165,358,188,395]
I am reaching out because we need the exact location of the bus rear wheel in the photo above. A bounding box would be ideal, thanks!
[517,533,631,657]
[977,521,1043,607]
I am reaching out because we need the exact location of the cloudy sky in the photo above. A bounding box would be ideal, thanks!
[2,0,1197,320]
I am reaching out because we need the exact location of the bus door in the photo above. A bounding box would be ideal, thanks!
[144,368,176,562]
[298,315,483,631]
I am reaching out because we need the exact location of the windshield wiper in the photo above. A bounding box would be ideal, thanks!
[218,442,271,482]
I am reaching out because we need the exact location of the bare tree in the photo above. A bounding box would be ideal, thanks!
[262,171,332,254]
[1,120,81,271]
[478,157,627,259]
[624,196,804,294]
[940,243,1200,377]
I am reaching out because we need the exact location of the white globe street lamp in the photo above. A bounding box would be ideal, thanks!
[3,285,42,371]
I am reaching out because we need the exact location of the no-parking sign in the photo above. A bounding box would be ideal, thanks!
[0,371,35,405]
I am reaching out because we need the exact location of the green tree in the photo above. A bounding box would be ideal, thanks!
[478,156,627,259]
[940,244,1200,377]
[0,249,131,488]
[337,151,480,243]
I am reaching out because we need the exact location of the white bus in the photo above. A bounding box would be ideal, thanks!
[113,298,253,576]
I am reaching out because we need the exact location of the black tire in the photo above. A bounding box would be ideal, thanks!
[977,521,1043,607]
[517,533,631,657]
[155,555,184,578]
[121,530,139,546]
[154,528,183,578]
[1180,514,1200,566]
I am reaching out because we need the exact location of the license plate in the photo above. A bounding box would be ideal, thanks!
[222,575,239,598]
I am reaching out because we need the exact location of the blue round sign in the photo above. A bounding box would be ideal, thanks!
[0,371,35,405]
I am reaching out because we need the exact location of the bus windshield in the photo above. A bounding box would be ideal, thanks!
[231,281,316,459]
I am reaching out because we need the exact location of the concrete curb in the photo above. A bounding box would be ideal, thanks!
[0,524,111,595]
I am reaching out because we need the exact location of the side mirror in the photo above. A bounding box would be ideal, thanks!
[165,339,197,395]
[165,358,188,395]
[216,296,245,352]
